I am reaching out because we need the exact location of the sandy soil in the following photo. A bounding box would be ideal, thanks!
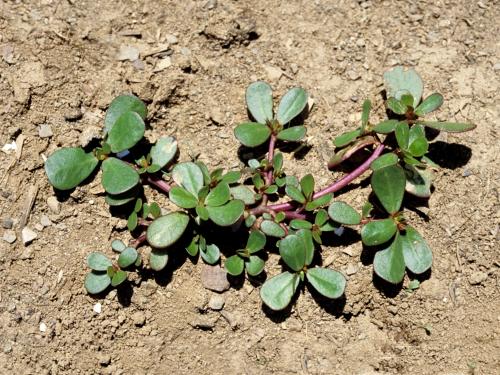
[0,1,499,374]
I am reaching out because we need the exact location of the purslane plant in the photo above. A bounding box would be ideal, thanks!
[44,67,475,311]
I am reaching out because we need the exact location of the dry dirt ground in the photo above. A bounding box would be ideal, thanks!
[0,1,499,374]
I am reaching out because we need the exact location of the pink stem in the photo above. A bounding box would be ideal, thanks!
[146,175,172,193]
[264,134,277,186]
[130,233,147,248]
[250,144,384,215]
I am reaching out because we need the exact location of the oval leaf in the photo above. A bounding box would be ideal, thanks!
[225,255,244,276]
[105,187,139,206]
[414,93,443,116]
[279,234,306,272]
[104,94,147,133]
[101,157,140,195]
[373,119,399,134]
[150,249,169,271]
[245,255,265,276]
[230,185,256,205]
[395,121,409,150]
[169,186,199,209]
[107,112,145,153]
[373,234,405,284]
[45,147,99,190]
[150,136,178,168]
[328,201,361,225]
[260,272,299,311]
[234,122,271,147]
[205,182,231,207]
[418,121,476,133]
[111,270,127,287]
[84,271,111,294]
[370,153,399,171]
[404,165,433,198]
[247,230,266,253]
[87,252,112,271]
[246,81,273,124]
[277,87,308,125]
[306,268,346,299]
[117,247,138,268]
[383,66,423,107]
[400,226,432,274]
[285,185,306,204]
[172,162,204,197]
[276,126,306,142]
[296,229,314,266]
[111,239,126,253]
[371,165,406,214]
[207,200,245,227]
[261,220,286,238]
[147,212,190,249]
[200,244,220,265]
[361,218,397,246]
[334,130,360,148]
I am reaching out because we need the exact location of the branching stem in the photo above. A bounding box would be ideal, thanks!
[146,175,173,193]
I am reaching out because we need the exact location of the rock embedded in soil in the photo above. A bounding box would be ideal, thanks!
[3,230,16,244]
[21,227,37,245]
[38,124,53,138]
[2,217,14,229]
[132,311,146,327]
[47,196,60,214]
[64,108,83,122]
[117,45,139,61]
[208,294,225,311]
[200,264,230,292]
[469,271,488,285]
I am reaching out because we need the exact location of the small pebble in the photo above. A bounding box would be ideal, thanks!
[64,108,83,122]
[93,303,102,314]
[39,322,47,332]
[99,354,111,366]
[47,196,60,214]
[3,343,12,354]
[2,230,16,244]
[201,265,230,292]
[165,34,178,44]
[40,215,52,227]
[21,227,37,245]
[264,65,283,81]
[38,124,53,138]
[117,45,139,61]
[469,271,488,285]
[462,169,473,177]
[346,70,361,81]
[208,294,225,311]
[132,311,146,327]
[2,217,14,229]
[346,263,359,276]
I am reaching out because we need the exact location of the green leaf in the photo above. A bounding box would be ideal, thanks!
[149,202,161,218]
[276,126,306,142]
[245,255,265,276]
[172,162,204,197]
[333,130,360,148]
[127,212,138,231]
[111,239,126,253]
[261,220,286,238]
[207,200,245,227]
[277,87,308,125]
[306,268,346,299]
[315,209,329,226]
[404,165,433,198]
[245,214,256,227]
[107,112,145,153]
[101,157,139,195]
[247,230,266,253]
[87,252,112,271]
[260,272,299,311]
[290,219,312,230]
[400,94,414,108]
[400,226,432,274]
[225,255,244,276]
[118,247,138,268]
[150,136,178,168]
[360,99,371,133]
[111,270,127,287]
[361,218,397,246]
[395,121,410,150]
[361,202,373,219]
[134,198,142,213]
[200,244,220,265]
[305,193,333,211]
[234,122,271,147]
[373,119,399,134]
[383,66,423,107]
[296,229,314,266]
[221,171,241,184]
[300,174,314,200]
[147,212,190,248]
[285,185,306,204]
[371,152,399,171]
[328,202,361,225]
[45,147,99,190]
[84,271,111,294]
[417,121,476,133]
[414,93,443,116]
[374,234,405,284]
[205,182,231,207]
[387,98,407,115]
[186,237,199,257]
[264,185,278,194]
[169,186,198,209]
[230,185,256,205]
[273,152,283,173]
[252,173,265,189]
[246,81,273,124]
[196,161,211,185]
[105,186,139,206]
[371,165,406,214]
[104,94,147,133]
[408,125,428,157]
[196,205,210,220]
[150,249,168,271]
[279,234,306,271]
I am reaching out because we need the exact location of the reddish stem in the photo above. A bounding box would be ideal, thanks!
[146,175,173,193]
[262,134,277,206]
[250,144,384,215]
[130,232,147,248]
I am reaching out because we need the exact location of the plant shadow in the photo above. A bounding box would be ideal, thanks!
[427,141,472,169]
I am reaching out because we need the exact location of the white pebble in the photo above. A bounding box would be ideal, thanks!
[39,322,47,332]
[93,303,102,314]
